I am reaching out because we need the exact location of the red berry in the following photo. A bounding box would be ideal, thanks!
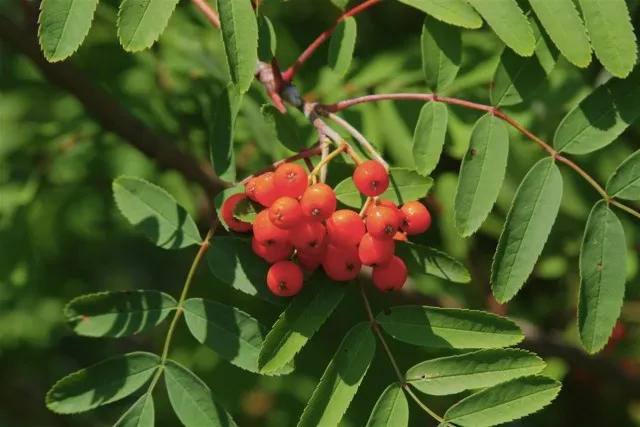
[267,261,304,297]
[269,197,304,229]
[372,256,407,291]
[322,245,362,281]
[300,183,337,221]
[400,201,431,235]
[366,199,403,224]
[366,206,400,240]
[274,163,308,199]
[353,160,389,197]
[297,251,324,271]
[252,237,293,263]
[221,193,253,233]
[253,172,280,207]
[358,233,395,266]
[289,221,327,254]
[253,209,289,246]
[326,210,366,248]
[393,231,408,242]
[245,178,258,202]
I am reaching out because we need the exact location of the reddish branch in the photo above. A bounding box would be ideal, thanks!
[192,0,220,28]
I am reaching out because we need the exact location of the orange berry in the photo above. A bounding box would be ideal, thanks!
[353,160,389,197]
[400,201,431,235]
[393,231,408,242]
[253,209,289,246]
[289,221,327,254]
[366,199,403,224]
[267,261,304,297]
[358,233,394,266]
[274,163,308,199]
[253,172,280,207]
[366,206,400,240]
[322,245,361,281]
[297,251,324,271]
[269,197,304,229]
[300,183,336,221]
[245,178,258,202]
[326,210,365,248]
[252,237,293,264]
[372,256,407,291]
[221,193,253,233]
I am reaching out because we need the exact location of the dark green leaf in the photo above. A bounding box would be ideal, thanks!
[454,114,509,236]
[412,102,448,176]
[258,13,277,62]
[46,352,160,414]
[261,105,305,152]
[298,323,375,427]
[38,0,99,61]
[578,200,627,353]
[210,87,242,182]
[113,176,202,249]
[606,149,640,200]
[217,0,258,93]
[421,16,461,92]
[64,290,177,338]
[376,306,523,349]
[365,383,409,427]
[328,17,357,77]
[443,376,561,426]
[258,272,348,374]
[491,158,563,303]
[395,241,470,284]
[396,0,482,29]
[164,360,237,427]
[406,349,545,395]
[113,394,154,427]
[118,0,180,52]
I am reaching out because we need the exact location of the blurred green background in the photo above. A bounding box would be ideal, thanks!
[2,0,640,426]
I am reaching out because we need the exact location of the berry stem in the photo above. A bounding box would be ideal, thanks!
[359,197,373,217]
[308,144,346,182]
[327,112,389,169]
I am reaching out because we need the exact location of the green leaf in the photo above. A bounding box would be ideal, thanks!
[443,376,561,426]
[298,322,375,427]
[46,352,161,414]
[412,102,448,176]
[214,186,245,231]
[210,87,242,182]
[491,158,563,303]
[258,13,277,62]
[64,290,177,338]
[206,236,283,304]
[365,383,409,427]
[113,394,154,427]
[406,349,546,395]
[218,0,259,93]
[465,0,535,57]
[334,168,433,208]
[396,0,482,29]
[553,67,640,154]
[376,306,523,349]
[421,16,461,92]
[328,17,357,77]
[528,0,591,68]
[38,0,99,62]
[258,272,348,374]
[578,200,627,354]
[454,114,509,236]
[261,105,305,152]
[395,241,470,283]
[233,197,261,222]
[490,17,559,106]
[112,176,202,249]
[579,0,637,78]
[117,0,180,52]
[164,360,237,427]
[607,149,640,200]
[182,298,293,375]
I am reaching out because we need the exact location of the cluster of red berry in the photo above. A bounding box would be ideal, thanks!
[221,160,432,297]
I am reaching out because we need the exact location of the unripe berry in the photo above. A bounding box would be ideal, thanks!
[267,261,304,297]
[221,193,253,233]
[289,221,327,254]
[322,245,361,281]
[366,206,400,240]
[300,183,336,221]
[358,233,394,266]
[252,237,293,264]
[269,197,304,229]
[274,163,308,199]
[253,209,289,246]
[326,210,365,248]
[253,172,280,207]
[400,201,431,235]
[353,160,389,197]
[372,256,407,291]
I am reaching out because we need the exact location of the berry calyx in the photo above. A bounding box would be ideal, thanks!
[252,209,290,246]
[221,193,253,233]
[253,172,280,207]
[366,205,400,240]
[358,233,394,266]
[274,163,308,199]
[252,237,293,264]
[326,209,366,248]
[300,183,336,221]
[245,178,258,202]
[297,251,325,271]
[400,201,432,235]
[372,256,407,291]
[353,160,389,197]
[289,221,327,254]
[267,261,304,297]
[322,245,362,281]
[269,196,304,229]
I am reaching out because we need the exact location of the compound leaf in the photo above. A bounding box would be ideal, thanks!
[118,0,179,51]
[606,149,640,200]
[366,383,409,427]
[421,16,461,92]
[113,394,154,427]
[210,87,242,182]
[218,0,258,93]
[328,17,357,77]
[38,0,99,61]
[395,241,470,284]
[412,102,448,176]
[396,0,482,29]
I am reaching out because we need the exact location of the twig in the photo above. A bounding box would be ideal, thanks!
[326,112,388,169]
[239,146,323,185]
[192,0,220,28]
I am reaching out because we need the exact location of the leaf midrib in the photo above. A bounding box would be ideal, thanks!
[583,203,609,348]
[379,320,520,338]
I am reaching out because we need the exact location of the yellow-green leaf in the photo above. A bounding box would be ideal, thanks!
[396,0,482,29]
[38,0,99,61]
[218,0,258,93]
[118,0,180,52]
